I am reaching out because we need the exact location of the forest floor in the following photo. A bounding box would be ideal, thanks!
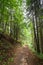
[9,45,43,65]
[0,33,43,65]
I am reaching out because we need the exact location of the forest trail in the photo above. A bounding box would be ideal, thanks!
[0,33,43,65]
[9,45,43,65]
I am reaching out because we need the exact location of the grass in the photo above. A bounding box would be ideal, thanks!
[36,53,43,59]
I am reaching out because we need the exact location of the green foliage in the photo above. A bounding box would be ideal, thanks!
[26,0,31,6]
[0,0,42,51]
[0,0,34,50]
[0,0,23,37]
[36,53,43,59]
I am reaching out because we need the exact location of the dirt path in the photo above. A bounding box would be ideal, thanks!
[0,41,43,65]
[9,45,43,65]
[0,33,43,65]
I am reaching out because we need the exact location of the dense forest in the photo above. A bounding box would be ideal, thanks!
[0,0,43,65]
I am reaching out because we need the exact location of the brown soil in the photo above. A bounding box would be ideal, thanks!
[9,45,43,65]
[0,33,43,65]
